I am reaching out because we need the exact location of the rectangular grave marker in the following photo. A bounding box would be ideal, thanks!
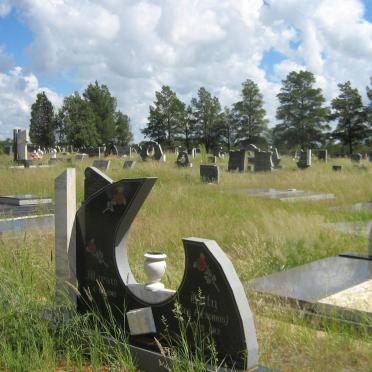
[55,168,76,306]
[123,160,136,169]
[92,159,111,170]
[200,164,220,183]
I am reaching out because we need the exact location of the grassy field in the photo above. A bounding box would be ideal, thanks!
[0,153,371,371]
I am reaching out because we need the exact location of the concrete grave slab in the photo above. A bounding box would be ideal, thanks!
[247,188,335,202]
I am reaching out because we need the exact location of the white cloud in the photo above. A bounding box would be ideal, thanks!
[0,0,371,141]
[0,0,11,17]
[0,65,62,138]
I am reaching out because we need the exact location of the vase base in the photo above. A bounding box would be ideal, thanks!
[145,282,165,291]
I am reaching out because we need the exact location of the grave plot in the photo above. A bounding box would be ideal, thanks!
[247,228,372,332]
[53,167,275,371]
[247,188,335,201]
[0,194,54,232]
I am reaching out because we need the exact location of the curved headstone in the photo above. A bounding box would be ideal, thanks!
[140,141,164,161]
[75,167,258,369]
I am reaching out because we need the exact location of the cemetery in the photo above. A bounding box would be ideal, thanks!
[0,149,371,371]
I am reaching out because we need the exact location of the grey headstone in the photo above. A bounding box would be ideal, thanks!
[176,151,191,167]
[297,149,311,169]
[55,168,76,305]
[254,151,273,172]
[123,160,136,169]
[92,159,111,170]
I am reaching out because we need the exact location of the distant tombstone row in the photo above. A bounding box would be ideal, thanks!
[140,141,165,161]
[228,145,278,173]
[297,149,311,169]
[200,164,220,183]
[13,129,29,162]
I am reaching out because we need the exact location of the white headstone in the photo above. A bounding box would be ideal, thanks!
[55,168,77,305]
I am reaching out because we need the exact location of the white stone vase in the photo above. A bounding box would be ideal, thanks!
[144,252,167,291]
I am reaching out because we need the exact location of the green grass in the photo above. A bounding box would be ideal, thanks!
[0,153,371,371]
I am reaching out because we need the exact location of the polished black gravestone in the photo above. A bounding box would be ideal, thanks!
[248,255,372,330]
[176,151,191,167]
[228,150,249,172]
[140,141,164,161]
[200,164,220,184]
[75,167,258,370]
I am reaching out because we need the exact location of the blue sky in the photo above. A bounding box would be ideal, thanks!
[0,0,371,141]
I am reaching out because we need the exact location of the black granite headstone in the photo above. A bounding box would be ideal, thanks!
[74,168,258,369]
[228,150,248,172]
[176,151,191,167]
[200,164,220,183]
[140,141,164,161]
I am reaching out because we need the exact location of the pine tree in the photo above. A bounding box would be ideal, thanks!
[191,87,222,152]
[29,92,55,147]
[114,111,133,146]
[274,70,329,149]
[233,79,268,144]
[142,85,185,147]
[331,81,370,154]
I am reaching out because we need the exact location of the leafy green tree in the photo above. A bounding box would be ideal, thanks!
[274,70,330,149]
[29,91,55,147]
[233,79,268,144]
[83,81,117,144]
[142,85,185,147]
[56,93,100,148]
[191,87,222,152]
[331,81,370,154]
[114,111,133,146]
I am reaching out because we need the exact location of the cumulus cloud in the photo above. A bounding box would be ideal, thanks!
[0,0,371,140]
[0,65,62,138]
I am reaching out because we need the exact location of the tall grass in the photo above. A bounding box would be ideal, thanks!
[0,153,371,370]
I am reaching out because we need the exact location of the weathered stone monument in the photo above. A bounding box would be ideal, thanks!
[104,142,118,157]
[228,150,249,172]
[75,153,87,161]
[317,149,328,162]
[123,160,136,169]
[55,169,76,305]
[350,153,362,163]
[176,151,192,167]
[271,148,281,168]
[92,159,110,171]
[200,164,220,184]
[140,141,164,161]
[296,149,311,169]
[54,167,261,371]
[253,151,273,172]
[13,129,29,162]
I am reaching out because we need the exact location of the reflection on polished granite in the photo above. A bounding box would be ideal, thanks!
[249,256,372,314]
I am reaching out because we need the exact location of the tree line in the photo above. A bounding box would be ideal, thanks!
[29,81,133,149]
[143,71,372,154]
[28,71,372,154]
